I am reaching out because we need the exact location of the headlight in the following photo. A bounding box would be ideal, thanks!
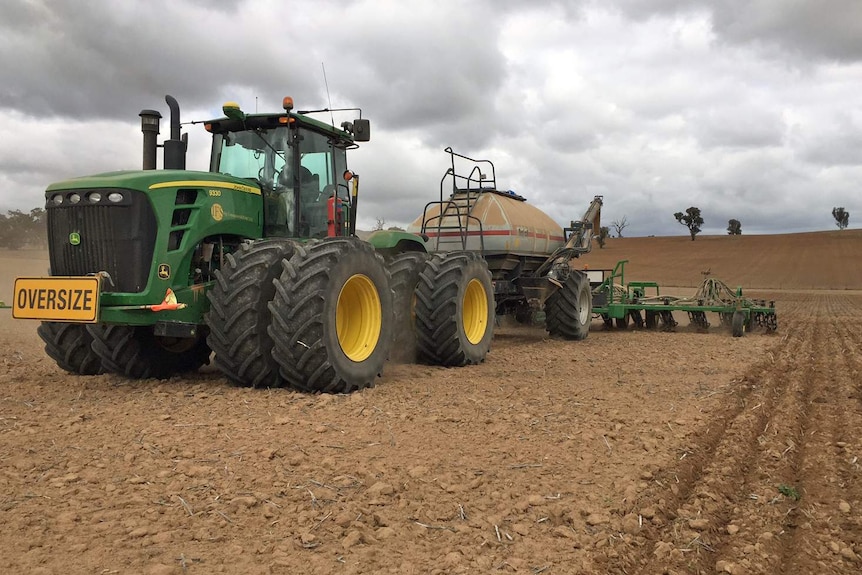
[107,192,123,203]
[69,193,81,204]
[51,194,64,205]
[87,192,102,203]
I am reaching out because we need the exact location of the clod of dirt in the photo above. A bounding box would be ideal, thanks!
[408,465,428,478]
[342,530,363,548]
[300,533,317,545]
[839,546,859,561]
[838,500,851,513]
[621,513,641,534]
[715,560,742,574]
[689,518,709,530]
[586,513,610,526]
[527,494,544,506]
[367,481,394,496]
[228,496,258,510]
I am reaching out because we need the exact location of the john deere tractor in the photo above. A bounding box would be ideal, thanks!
[13,96,494,392]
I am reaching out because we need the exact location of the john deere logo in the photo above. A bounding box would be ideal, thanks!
[158,264,171,280]
[211,203,224,221]
[69,232,81,246]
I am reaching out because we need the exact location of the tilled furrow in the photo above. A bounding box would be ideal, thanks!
[778,300,862,572]
[700,302,825,574]
[602,300,815,574]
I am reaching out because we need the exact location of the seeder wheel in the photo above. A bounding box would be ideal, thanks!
[731,311,745,337]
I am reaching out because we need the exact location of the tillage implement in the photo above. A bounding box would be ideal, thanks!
[589,260,778,336]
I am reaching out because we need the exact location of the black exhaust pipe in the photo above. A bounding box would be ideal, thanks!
[163,95,186,170]
[139,109,162,170]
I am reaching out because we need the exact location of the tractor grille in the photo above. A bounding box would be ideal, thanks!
[46,189,157,293]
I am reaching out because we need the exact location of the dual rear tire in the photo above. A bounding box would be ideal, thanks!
[268,237,394,393]
[414,251,494,366]
[205,239,297,387]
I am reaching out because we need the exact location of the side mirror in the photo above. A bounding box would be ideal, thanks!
[353,118,370,142]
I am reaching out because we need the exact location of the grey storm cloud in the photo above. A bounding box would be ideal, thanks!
[615,0,862,61]
[0,0,860,236]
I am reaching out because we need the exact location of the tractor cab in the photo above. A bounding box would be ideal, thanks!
[204,98,369,239]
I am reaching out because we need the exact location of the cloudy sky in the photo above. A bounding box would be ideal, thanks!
[2,0,860,236]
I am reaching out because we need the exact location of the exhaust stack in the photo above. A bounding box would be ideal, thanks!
[139,109,162,170]
[163,95,186,170]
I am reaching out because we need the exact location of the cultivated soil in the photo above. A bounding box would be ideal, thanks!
[1,231,860,574]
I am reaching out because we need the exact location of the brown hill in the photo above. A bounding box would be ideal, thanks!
[579,230,862,291]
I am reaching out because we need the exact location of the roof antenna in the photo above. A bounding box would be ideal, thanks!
[322,62,335,127]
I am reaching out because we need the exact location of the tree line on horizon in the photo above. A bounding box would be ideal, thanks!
[0,208,47,249]
[597,206,851,246]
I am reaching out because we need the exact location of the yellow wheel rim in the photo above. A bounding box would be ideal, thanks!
[336,274,382,362]
[463,278,489,345]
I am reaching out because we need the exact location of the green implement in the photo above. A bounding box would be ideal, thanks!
[589,260,777,337]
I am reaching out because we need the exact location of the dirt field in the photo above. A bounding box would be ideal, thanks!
[1,232,861,574]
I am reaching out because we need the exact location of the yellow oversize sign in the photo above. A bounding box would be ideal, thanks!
[13,277,101,322]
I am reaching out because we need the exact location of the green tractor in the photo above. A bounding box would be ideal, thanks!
[13,95,494,392]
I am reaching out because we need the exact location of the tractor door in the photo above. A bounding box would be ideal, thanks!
[296,129,351,238]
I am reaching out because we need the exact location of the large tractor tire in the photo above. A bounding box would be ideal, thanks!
[205,239,296,387]
[268,237,394,393]
[414,251,494,366]
[544,271,592,340]
[37,322,104,375]
[87,325,211,379]
[388,251,430,363]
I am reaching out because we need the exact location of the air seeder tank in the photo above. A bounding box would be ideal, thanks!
[407,148,588,282]
[406,148,601,338]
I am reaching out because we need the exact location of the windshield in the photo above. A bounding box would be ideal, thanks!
[210,124,351,239]
[212,126,290,185]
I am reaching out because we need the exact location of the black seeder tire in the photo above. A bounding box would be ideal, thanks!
[205,239,296,387]
[87,325,211,379]
[731,310,745,338]
[544,271,592,340]
[268,237,394,393]
[388,251,430,363]
[414,251,494,366]
[37,322,104,375]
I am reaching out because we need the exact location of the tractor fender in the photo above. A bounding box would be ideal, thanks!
[365,230,429,257]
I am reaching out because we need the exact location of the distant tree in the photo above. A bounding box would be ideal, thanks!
[386,225,405,232]
[832,207,850,230]
[372,217,386,231]
[596,226,610,248]
[674,207,704,241]
[0,208,47,249]
[611,216,629,238]
[727,219,742,235]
